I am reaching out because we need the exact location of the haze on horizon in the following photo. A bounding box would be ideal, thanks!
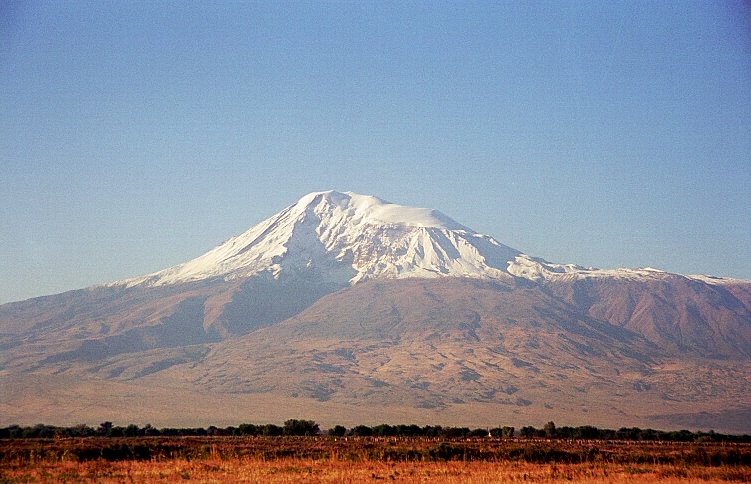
[1,1,750,304]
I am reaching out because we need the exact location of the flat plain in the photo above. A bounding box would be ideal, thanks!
[1,436,750,483]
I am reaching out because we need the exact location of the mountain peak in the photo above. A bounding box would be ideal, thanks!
[292,190,468,230]
[111,191,742,291]
[114,191,519,288]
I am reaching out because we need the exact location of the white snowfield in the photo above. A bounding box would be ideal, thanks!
[111,190,742,288]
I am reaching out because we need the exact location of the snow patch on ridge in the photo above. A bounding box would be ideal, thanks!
[505,255,745,284]
[685,274,749,285]
[505,254,674,282]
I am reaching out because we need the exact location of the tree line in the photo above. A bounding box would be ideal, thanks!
[1,420,749,443]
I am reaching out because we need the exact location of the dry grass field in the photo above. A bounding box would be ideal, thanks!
[4,457,751,483]
[2,436,750,483]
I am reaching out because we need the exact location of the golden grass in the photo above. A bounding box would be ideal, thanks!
[2,437,750,483]
[2,456,750,483]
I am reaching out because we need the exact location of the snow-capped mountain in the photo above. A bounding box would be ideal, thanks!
[114,190,520,288]
[1,190,750,432]
[112,190,736,290]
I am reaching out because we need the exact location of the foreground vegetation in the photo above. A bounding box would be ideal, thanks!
[2,421,750,482]
[3,420,750,442]
[3,456,751,483]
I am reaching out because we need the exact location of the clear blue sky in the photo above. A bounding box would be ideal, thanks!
[1,1,750,303]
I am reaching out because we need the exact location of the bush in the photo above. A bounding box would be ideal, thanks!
[262,424,283,437]
[349,425,373,437]
[283,419,320,436]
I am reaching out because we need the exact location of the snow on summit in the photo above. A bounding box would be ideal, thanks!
[110,190,743,289]
[115,190,519,287]
[291,191,468,230]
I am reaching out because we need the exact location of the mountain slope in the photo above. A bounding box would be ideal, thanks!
[546,274,751,358]
[185,279,750,427]
[0,190,749,431]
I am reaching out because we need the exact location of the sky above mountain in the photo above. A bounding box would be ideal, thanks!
[1,1,750,303]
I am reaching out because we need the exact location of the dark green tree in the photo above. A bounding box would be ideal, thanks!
[468,428,489,438]
[97,421,113,436]
[349,425,373,437]
[237,423,259,436]
[282,419,319,436]
[372,424,396,437]
[543,421,557,438]
[262,424,283,436]
[422,425,442,437]
[142,424,160,436]
[328,425,347,437]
